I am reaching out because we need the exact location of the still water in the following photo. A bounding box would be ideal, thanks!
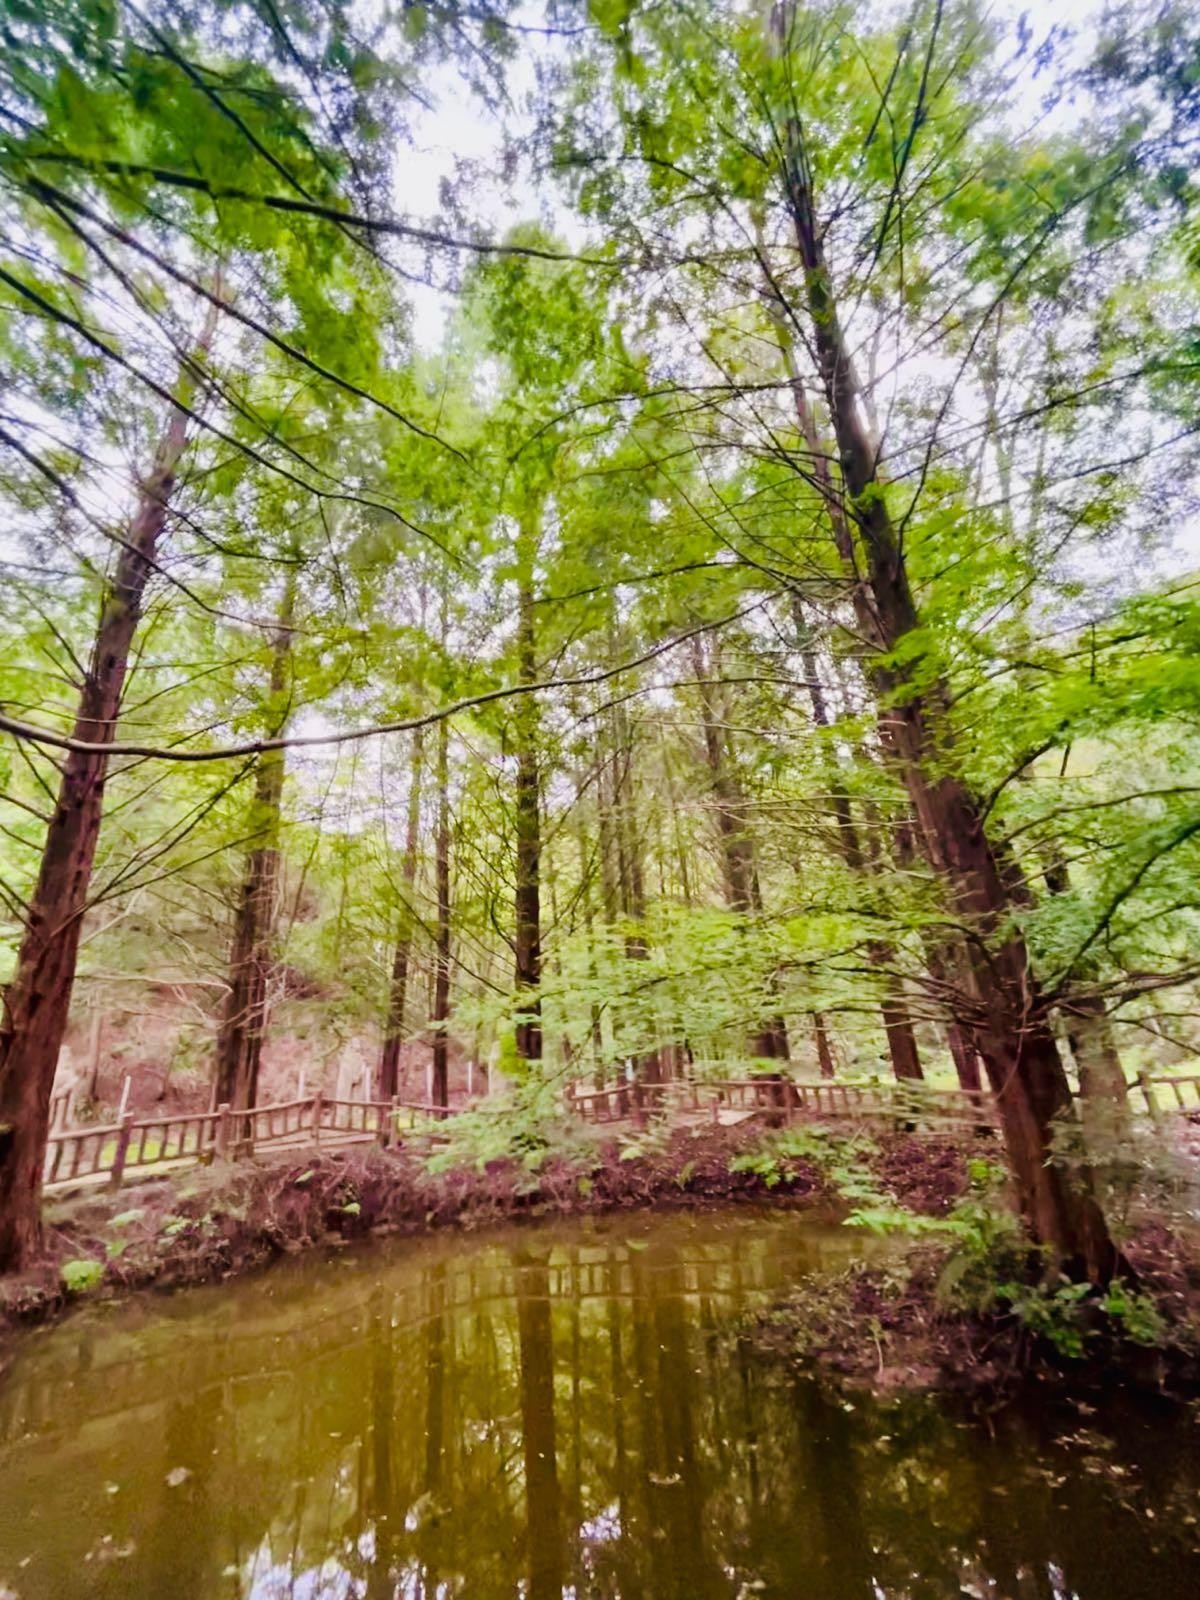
[0,1209,1196,1598]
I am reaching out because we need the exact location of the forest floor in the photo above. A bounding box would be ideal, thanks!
[752,1222,1200,1399]
[3,1118,1199,1398]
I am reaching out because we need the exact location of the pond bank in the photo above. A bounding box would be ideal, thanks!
[0,1121,963,1334]
[3,1120,1198,1400]
[2,1201,1198,1600]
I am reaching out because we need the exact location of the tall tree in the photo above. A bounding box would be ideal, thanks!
[430,713,452,1108]
[213,566,297,1117]
[513,502,544,1067]
[0,306,216,1269]
[378,728,425,1099]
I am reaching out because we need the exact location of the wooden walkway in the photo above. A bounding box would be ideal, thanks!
[42,1071,1199,1197]
[43,1093,453,1195]
[565,1075,1003,1132]
[566,1070,1200,1133]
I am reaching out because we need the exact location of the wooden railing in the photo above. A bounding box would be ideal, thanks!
[43,1071,1195,1191]
[1137,1073,1200,1120]
[568,1074,1001,1130]
[43,1092,462,1193]
[48,1084,76,1132]
[566,1082,668,1123]
[709,1076,1002,1128]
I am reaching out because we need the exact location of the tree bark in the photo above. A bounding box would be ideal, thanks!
[0,307,216,1271]
[689,636,790,1063]
[775,117,1116,1278]
[378,727,424,1099]
[430,713,451,1109]
[792,607,923,1081]
[513,514,542,1066]
[811,1013,837,1079]
[212,569,296,1118]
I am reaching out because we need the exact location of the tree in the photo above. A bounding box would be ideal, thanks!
[213,565,297,1118]
[0,308,216,1268]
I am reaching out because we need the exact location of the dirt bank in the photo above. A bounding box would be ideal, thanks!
[753,1226,1200,1398]
[14,1121,1193,1396]
[0,1122,982,1341]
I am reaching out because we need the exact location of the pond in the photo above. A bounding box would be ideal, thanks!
[0,1209,1196,1598]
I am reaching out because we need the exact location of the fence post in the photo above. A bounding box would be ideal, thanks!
[387,1094,400,1148]
[109,1112,136,1191]
[213,1102,232,1161]
[1138,1072,1165,1127]
[311,1091,324,1149]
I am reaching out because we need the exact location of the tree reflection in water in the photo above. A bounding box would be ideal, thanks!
[0,1211,1196,1599]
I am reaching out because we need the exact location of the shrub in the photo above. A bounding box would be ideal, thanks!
[61,1258,104,1294]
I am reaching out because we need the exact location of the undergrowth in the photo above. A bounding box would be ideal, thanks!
[420,1087,600,1183]
[748,1139,1194,1381]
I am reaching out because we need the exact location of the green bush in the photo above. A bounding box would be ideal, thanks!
[423,1089,598,1177]
[61,1258,104,1294]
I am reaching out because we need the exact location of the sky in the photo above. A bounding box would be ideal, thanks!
[393,0,1130,351]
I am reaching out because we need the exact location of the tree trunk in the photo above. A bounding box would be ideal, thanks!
[689,637,789,1062]
[574,805,606,1087]
[378,727,425,1099]
[212,570,296,1118]
[775,124,1116,1279]
[891,811,986,1094]
[610,681,663,1084]
[430,714,451,1109]
[1041,855,1130,1135]
[0,308,216,1272]
[513,519,542,1066]
[659,725,693,907]
[811,1013,836,1079]
[792,607,923,1082]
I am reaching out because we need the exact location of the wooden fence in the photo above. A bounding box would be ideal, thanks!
[43,1092,457,1193]
[570,1070,1200,1132]
[43,1071,1197,1193]
[568,1073,1002,1131]
[1137,1073,1200,1121]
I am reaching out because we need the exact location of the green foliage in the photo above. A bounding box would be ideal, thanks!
[934,1171,1030,1314]
[931,1162,1173,1355]
[60,1257,104,1294]
[727,1148,790,1188]
[423,1090,598,1177]
[998,1278,1096,1360]
[1101,1281,1169,1346]
[1,0,1199,1293]
[729,1125,843,1189]
[616,1122,671,1162]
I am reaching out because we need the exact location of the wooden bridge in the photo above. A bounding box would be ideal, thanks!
[42,1070,1199,1196]
[565,1075,1002,1130]
[43,1092,454,1195]
[566,1070,1200,1133]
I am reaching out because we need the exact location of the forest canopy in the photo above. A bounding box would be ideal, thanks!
[1,0,1199,1275]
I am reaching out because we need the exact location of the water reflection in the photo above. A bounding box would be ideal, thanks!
[0,1210,1196,1598]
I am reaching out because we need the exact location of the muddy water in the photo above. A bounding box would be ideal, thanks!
[0,1209,1196,1598]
